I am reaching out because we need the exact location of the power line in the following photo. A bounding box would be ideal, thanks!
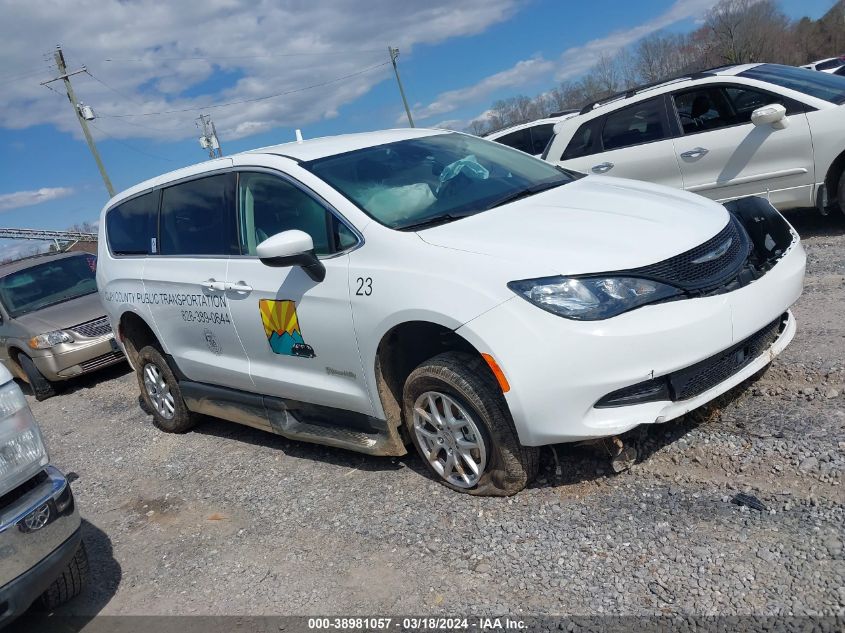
[0,66,55,82]
[87,121,177,163]
[84,69,146,106]
[102,49,385,62]
[97,61,391,118]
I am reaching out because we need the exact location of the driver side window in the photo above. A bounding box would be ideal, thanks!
[237,172,357,256]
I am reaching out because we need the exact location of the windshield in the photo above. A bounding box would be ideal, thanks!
[302,133,575,229]
[739,64,845,104]
[0,254,98,318]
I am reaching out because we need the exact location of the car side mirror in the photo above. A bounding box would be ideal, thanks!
[751,103,789,130]
[256,230,326,283]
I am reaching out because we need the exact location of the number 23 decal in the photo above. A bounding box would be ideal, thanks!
[355,277,373,296]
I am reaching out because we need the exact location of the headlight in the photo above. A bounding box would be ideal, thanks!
[508,276,682,320]
[29,330,73,349]
[0,380,48,492]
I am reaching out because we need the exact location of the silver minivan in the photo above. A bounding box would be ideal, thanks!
[0,252,124,400]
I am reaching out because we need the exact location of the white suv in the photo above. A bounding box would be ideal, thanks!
[97,129,805,495]
[543,64,845,213]
[484,112,577,156]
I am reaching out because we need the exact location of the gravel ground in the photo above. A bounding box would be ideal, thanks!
[14,211,845,621]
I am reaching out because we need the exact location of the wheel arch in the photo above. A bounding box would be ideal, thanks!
[6,345,28,382]
[118,311,160,369]
[373,320,498,444]
[824,148,845,205]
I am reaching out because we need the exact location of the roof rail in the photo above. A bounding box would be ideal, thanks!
[577,67,730,115]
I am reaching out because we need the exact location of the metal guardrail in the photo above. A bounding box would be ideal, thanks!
[0,228,97,242]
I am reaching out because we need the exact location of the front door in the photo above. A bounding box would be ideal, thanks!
[225,170,373,416]
[669,84,815,207]
[142,171,254,391]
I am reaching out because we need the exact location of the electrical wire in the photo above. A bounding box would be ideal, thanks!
[102,49,385,62]
[98,61,391,118]
[87,121,177,163]
[84,69,146,106]
[0,66,55,82]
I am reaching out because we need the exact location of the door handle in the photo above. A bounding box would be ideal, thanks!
[200,279,227,292]
[681,147,709,159]
[591,161,614,173]
[227,282,253,293]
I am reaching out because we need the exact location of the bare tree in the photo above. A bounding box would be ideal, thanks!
[706,0,790,64]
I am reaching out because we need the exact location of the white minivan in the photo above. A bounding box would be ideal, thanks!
[97,129,805,495]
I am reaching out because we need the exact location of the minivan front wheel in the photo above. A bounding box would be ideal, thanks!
[18,353,56,401]
[402,352,538,496]
[136,345,196,433]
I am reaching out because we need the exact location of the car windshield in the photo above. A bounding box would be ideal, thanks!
[739,63,845,104]
[0,255,98,318]
[301,133,575,230]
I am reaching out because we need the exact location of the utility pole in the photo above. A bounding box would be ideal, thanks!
[196,114,223,158]
[42,45,115,197]
[389,46,414,128]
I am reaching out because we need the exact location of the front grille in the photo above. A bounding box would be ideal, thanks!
[79,350,124,372]
[628,218,750,291]
[670,315,785,400]
[71,316,112,338]
[596,313,788,408]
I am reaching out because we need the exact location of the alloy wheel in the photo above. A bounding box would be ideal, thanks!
[412,391,487,488]
[143,362,176,420]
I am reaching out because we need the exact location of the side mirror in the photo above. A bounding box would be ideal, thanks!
[256,230,326,283]
[751,103,789,129]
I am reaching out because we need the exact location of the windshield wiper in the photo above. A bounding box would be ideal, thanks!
[485,179,569,210]
[395,213,475,231]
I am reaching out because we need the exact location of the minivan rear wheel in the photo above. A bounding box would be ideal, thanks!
[18,353,56,401]
[402,352,539,496]
[136,345,197,433]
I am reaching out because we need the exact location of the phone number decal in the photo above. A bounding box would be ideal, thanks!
[180,310,232,325]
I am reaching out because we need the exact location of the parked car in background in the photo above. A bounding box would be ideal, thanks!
[801,56,845,73]
[0,363,87,626]
[0,252,124,400]
[543,64,845,214]
[484,111,578,156]
[99,129,803,495]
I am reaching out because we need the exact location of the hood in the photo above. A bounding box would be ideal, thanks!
[417,175,730,276]
[13,292,106,333]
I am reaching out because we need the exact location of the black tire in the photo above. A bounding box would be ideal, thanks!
[838,169,845,216]
[18,354,56,401]
[36,540,88,611]
[402,351,539,496]
[136,345,197,433]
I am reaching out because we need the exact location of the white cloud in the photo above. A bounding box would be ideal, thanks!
[0,187,75,212]
[0,0,520,143]
[411,0,718,123]
[554,0,718,81]
[409,57,554,123]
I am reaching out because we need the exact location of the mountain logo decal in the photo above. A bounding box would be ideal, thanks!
[259,299,316,358]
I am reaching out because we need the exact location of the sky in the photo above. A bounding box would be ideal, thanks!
[0,0,836,257]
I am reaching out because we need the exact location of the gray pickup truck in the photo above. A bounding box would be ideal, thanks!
[0,363,87,626]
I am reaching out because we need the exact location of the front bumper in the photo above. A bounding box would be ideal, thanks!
[32,335,124,382]
[458,239,806,446]
[0,465,81,623]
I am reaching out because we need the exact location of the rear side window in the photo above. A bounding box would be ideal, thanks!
[528,124,555,155]
[815,59,844,71]
[107,192,157,255]
[159,174,238,256]
[601,98,669,151]
[562,120,600,160]
[494,129,532,154]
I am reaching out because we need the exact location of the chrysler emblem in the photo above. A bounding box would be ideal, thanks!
[692,237,733,264]
[21,503,51,532]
